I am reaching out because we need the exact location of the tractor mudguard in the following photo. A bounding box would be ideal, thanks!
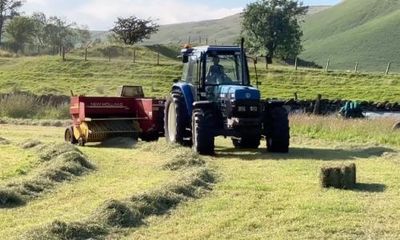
[172,83,195,117]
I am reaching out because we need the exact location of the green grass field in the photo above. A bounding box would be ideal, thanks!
[1,52,400,104]
[1,115,400,239]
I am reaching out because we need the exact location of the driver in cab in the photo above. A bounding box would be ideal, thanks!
[206,56,231,84]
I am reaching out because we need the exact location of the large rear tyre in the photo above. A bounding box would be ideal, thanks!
[232,135,261,149]
[164,92,192,146]
[64,126,78,145]
[192,109,215,156]
[264,107,290,153]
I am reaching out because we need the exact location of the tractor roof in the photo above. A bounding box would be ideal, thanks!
[181,45,241,55]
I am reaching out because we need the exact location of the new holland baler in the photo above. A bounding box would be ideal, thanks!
[64,86,165,146]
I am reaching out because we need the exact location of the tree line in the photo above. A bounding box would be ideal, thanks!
[0,0,90,54]
[0,0,307,63]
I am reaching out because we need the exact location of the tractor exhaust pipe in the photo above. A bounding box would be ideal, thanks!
[240,38,246,85]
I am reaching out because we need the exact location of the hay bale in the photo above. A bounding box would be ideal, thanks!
[320,167,331,188]
[0,137,10,145]
[20,139,43,149]
[0,188,25,208]
[320,164,357,189]
[329,167,342,188]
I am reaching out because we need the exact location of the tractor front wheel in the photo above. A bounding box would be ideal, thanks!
[192,109,215,155]
[164,95,185,145]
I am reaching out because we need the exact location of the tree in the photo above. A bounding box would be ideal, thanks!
[43,16,77,54]
[5,16,34,53]
[0,0,23,44]
[242,0,308,63]
[111,16,159,45]
[30,12,47,53]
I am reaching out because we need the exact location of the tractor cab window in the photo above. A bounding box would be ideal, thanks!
[182,56,199,84]
[206,53,245,85]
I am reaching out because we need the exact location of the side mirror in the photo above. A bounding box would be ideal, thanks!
[173,78,180,83]
[257,81,262,86]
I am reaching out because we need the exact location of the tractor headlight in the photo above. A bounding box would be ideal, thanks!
[238,106,246,112]
[250,106,258,112]
[230,93,235,98]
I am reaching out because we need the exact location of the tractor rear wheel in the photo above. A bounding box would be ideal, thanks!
[64,126,78,144]
[192,109,215,155]
[264,107,290,153]
[164,92,191,146]
[232,135,261,149]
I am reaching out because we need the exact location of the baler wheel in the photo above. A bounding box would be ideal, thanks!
[192,109,215,155]
[64,126,78,145]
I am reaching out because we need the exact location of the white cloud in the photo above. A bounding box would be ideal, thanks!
[23,0,243,30]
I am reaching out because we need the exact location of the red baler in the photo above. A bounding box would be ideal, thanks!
[64,86,165,145]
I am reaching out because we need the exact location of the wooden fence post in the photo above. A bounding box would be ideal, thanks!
[108,48,111,62]
[325,59,330,72]
[62,46,66,61]
[313,94,322,115]
[354,62,359,73]
[386,62,392,75]
[295,57,298,71]
[85,48,88,61]
[157,48,160,65]
[133,49,136,63]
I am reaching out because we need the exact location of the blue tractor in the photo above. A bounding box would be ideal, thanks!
[164,40,290,155]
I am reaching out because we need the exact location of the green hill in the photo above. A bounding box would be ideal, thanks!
[301,0,400,72]
[144,6,330,45]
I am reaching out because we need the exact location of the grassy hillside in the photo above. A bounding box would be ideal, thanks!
[1,53,400,103]
[302,0,400,72]
[142,6,330,45]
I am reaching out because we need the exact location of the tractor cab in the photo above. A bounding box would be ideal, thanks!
[180,45,258,102]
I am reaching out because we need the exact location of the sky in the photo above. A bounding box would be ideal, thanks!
[22,0,341,30]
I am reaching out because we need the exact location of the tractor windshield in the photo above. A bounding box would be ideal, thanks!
[205,53,247,86]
